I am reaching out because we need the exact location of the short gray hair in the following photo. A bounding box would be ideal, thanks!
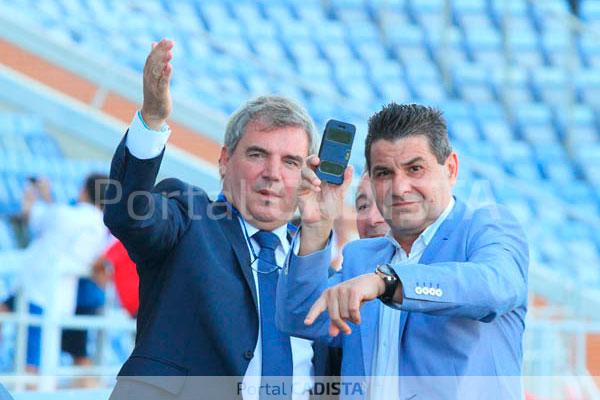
[224,96,318,155]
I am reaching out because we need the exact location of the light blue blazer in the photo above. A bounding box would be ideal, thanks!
[277,199,529,399]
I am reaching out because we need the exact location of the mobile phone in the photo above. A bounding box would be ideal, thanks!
[315,119,356,185]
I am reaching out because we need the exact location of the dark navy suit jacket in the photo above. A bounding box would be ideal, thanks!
[104,136,332,397]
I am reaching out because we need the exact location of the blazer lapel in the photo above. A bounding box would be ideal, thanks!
[212,201,257,312]
[360,242,396,376]
[398,199,466,340]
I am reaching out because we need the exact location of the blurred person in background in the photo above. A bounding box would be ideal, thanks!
[102,238,139,319]
[104,39,334,399]
[278,103,529,399]
[0,174,109,372]
[355,172,388,239]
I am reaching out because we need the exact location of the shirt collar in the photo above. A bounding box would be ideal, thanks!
[385,197,455,251]
[240,218,290,253]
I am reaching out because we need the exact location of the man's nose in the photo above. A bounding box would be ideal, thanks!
[367,205,385,227]
[262,157,282,181]
[392,174,412,196]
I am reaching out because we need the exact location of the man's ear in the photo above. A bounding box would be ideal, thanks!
[445,152,459,184]
[218,146,229,180]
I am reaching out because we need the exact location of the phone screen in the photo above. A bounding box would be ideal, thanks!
[326,128,353,145]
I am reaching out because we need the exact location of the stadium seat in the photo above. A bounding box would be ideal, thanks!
[514,103,560,145]
[529,67,571,106]
[451,62,496,102]
[464,27,504,66]
[575,68,600,108]
[491,67,533,103]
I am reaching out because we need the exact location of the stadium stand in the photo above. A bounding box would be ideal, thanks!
[0,0,598,398]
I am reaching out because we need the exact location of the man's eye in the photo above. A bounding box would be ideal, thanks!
[375,170,390,177]
[357,204,367,212]
[409,165,423,173]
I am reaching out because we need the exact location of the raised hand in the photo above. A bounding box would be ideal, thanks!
[141,39,174,131]
[296,155,353,255]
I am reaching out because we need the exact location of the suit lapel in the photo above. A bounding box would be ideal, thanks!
[212,201,258,312]
[398,199,466,341]
[360,242,396,376]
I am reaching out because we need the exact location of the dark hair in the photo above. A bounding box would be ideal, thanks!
[365,103,452,172]
[84,173,109,208]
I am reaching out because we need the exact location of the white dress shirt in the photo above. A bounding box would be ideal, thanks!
[125,112,314,399]
[368,198,455,400]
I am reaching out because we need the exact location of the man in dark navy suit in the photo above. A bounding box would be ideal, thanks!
[104,39,331,399]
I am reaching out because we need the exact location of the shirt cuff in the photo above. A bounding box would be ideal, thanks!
[125,111,171,160]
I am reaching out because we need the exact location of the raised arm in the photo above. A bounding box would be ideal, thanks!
[103,39,191,265]
[276,154,352,340]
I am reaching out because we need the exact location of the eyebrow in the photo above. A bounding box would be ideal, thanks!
[246,146,303,164]
[246,145,268,155]
[401,157,425,166]
[355,193,367,204]
[284,154,304,164]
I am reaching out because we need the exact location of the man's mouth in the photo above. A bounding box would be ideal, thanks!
[392,201,416,207]
[258,189,280,198]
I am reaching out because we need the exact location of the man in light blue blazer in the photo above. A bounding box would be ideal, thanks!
[277,103,529,399]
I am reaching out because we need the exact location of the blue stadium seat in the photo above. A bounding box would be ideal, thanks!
[354,41,389,62]
[321,42,356,63]
[541,29,576,68]
[509,161,542,181]
[406,0,445,27]
[578,33,600,69]
[447,119,481,144]
[505,29,545,67]
[464,27,503,65]
[555,105,598,144]
[427,26,470,65]
[473,103,514,143]
[574,68,600,108]
[404,60,446,101]
[288,40,321,64]
[491,67,532,103]
[497,140,533,164]
[529,67,570,106]
[386,24,431,63]
[581,0,600,22]
[514,103,560,144]
[452,0,491,30]
[451,63,495,102]
[367,59,404,85]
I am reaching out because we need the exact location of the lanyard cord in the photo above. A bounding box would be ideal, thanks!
[216,193,297,270]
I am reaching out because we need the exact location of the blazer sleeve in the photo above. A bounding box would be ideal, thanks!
[391,205,529,322]
[276,237,342,346]
[103,133,192,266]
